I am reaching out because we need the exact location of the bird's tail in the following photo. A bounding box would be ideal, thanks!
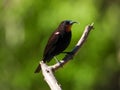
[34,64,41,73]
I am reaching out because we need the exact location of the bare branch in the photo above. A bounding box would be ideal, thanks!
[40,23,94,90]
[40,61,62,90]
[51,23,94,71]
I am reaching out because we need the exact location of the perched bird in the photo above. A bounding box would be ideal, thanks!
[35,20,77,73]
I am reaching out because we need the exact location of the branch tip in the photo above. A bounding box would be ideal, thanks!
[89,22,94,30]
[90,22,94,26]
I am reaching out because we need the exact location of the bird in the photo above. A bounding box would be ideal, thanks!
[35,20,77,73]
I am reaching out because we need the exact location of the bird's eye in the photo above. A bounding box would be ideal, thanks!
[65,21,70,25]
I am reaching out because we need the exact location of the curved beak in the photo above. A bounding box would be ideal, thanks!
[70,21,79,25]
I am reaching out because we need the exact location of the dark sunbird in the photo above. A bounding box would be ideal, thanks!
[35,20,77,73]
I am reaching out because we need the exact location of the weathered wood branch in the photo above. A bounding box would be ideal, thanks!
[40,23,94,90]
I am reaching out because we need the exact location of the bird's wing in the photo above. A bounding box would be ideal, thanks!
[43,31,61,56]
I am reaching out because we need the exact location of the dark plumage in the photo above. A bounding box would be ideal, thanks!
[35,20,76,73]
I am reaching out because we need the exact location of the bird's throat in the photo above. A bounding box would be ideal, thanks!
[66,25,72,32]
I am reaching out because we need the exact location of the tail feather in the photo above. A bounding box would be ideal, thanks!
[34,64,41,73]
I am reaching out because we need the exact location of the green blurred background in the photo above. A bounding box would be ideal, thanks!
[0,0,120,90]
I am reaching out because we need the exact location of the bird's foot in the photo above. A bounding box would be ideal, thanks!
[54,57,63,68]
